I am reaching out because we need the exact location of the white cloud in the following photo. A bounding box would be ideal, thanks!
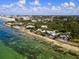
[35,0,40,5]
[32,7,38,11]
[0,0,79,15]
[62,2,69,7]
[19,0,26,4]
[51,6,57,10]
[62,2,76,9]
[48,3,52,6]
[30,0,41,6]
[2,4,14,8]
[51,6,62,11]
[70,2,75,7]
[18,0,26,8]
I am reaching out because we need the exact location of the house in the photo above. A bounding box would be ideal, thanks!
[59,33,70,41]
[41,25,48,29]
[47,31,53,34]
[26,25,35,29]
[50,31,59,39]
[23,16,30,20]
[36,29,46,33]
[6,22,13,27]
[47,30,60,39]
[15,23,23,26]
[31,20,37,22]
[47,30,58,35]
[6,23,12,25]
[13,25,21,29]
[36,29,42,32]
[41,30,46,33]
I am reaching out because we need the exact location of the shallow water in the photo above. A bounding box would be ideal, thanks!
[0,19,78,59]
[0,19,22,41]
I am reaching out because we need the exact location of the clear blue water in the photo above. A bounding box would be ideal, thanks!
[0,19,21,41]
[0,19,79,59]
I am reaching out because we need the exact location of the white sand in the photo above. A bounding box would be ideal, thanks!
[18,28,79,55]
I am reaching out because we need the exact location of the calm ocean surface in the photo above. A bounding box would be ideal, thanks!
[0,19,78,59]
[0,19,22,41]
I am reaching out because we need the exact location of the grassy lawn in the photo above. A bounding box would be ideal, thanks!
[0,40,27,59]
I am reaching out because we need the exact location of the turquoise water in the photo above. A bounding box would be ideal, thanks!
[0,19,23,42]
[0,19,78,59]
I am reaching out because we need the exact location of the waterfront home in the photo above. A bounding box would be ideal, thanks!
[50,32,59,39]
[59,33,70,41]
[5,22,13,27]
[47,30,60,39]
[26,25,35,29]
[12,25,21,29]
[41,30,46,33]
[6,22,12,25]
[60,34,68,41]
[36,29,42,32]
[46,31,53,34]
[36,29,46,33]
[47,30,58,35]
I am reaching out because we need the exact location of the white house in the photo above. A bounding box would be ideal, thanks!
[41,30,46,33]
[41,25,48,29]
[13,26,21,29]
[22,16,30,20]
[26,25,35,29]
[36,29,42,32]
[47,30,60,39]
[31,20,37,22]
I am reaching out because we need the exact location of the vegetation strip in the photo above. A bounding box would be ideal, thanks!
[11,26,79,56]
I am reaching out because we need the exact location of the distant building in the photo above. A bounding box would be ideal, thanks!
[13,26,21,29]
[47,30,60,39]
[41,30,46,33]
[31,20,37,22]
[38,19,42,22]
[26,25,35,29]
[59,33,70,41]
[36,29,42,32]
[22,16,30,20]
[41,25,48,29]
[64,18,68,21]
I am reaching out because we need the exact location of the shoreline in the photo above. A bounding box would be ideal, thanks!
[5,23,79,55]
[0,17,15,21]
[10,26,79,55]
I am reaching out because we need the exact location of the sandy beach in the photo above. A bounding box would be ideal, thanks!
[5,22,79,55]
[14,27,79,55]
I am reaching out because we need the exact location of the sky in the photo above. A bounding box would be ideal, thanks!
[0,0,79,15]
